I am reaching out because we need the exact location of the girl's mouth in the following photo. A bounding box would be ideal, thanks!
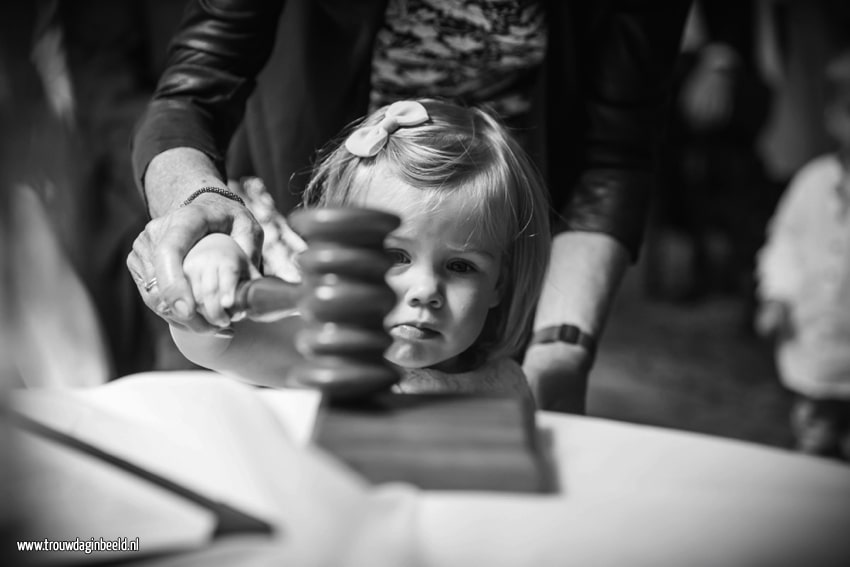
[390,324,439,340]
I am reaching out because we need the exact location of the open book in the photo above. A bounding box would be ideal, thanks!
[11,371,552,562]
[11,372,359,564]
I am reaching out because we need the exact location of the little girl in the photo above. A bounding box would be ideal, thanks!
[173,99,551,396]
[755,52,850,459]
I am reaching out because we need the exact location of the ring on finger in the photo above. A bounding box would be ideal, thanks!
[143,277,158,292]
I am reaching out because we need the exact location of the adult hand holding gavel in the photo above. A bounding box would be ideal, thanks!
[129,193,402,399]
[126,184,263,335]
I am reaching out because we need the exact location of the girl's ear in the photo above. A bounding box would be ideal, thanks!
[489,276,505,309]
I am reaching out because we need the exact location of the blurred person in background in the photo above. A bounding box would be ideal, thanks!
[648,0,776,313]
[1,0,79,552]
[755,50,850,461]
[0,1,196,386]
[2,1,192,379]
[760,0,850,181]
[0,1,111,390]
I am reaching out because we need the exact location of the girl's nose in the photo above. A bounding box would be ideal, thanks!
[405,270,444,309]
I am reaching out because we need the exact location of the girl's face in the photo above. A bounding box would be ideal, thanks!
[351,167,503,372]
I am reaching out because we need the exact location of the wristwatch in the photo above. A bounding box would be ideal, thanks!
[529,324,596,356]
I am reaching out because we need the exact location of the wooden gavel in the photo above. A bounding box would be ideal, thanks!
[229,208,401,401]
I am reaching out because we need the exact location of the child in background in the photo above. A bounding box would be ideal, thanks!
[173,99,551,397]
[755,51,850,460]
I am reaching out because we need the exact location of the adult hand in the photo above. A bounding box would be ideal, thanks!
[524,342,594,414]
[126,192,263,334]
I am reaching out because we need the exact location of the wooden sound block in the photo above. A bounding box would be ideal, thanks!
[315,392,556,493]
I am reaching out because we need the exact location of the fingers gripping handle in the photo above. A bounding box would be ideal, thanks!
[228,277,300,322]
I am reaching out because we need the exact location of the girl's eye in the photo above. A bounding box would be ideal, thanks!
[447,260,476,273]
[387,249,410,265]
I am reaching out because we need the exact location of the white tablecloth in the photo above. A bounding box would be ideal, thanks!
[11,371,850,566]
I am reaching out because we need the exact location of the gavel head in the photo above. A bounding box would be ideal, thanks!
[287,207,401,401]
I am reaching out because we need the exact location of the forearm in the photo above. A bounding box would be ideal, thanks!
[534,231,630,338]
[524,231,629,413]
[523,1,686,412]
[143,147,228,218]
[171,316,305,388]
[131,0,285,199]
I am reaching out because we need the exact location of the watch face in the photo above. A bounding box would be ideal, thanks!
[556,325,580,343]
[533,325,596,353]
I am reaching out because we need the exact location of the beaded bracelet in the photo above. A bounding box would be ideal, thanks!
[180,186,246,208]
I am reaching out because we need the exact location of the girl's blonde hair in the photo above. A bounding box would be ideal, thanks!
[303,99,551,361]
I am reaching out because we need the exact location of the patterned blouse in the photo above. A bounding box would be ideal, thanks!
[394,357,533,400]
[370,0,547,120]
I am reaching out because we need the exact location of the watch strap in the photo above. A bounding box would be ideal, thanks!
[530,324,596,355]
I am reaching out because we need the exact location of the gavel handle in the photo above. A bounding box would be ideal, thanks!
[228,277,300,322]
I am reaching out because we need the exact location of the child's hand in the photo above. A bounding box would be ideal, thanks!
[755,300,793,340]
[182,233,257,329]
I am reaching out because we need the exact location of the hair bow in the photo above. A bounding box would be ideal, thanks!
[344,100,429,158]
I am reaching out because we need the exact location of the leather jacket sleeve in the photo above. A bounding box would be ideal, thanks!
[545,1,690,260]
[131,0,285,189]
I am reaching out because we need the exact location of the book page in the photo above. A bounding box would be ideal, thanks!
[256,387,323,447]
